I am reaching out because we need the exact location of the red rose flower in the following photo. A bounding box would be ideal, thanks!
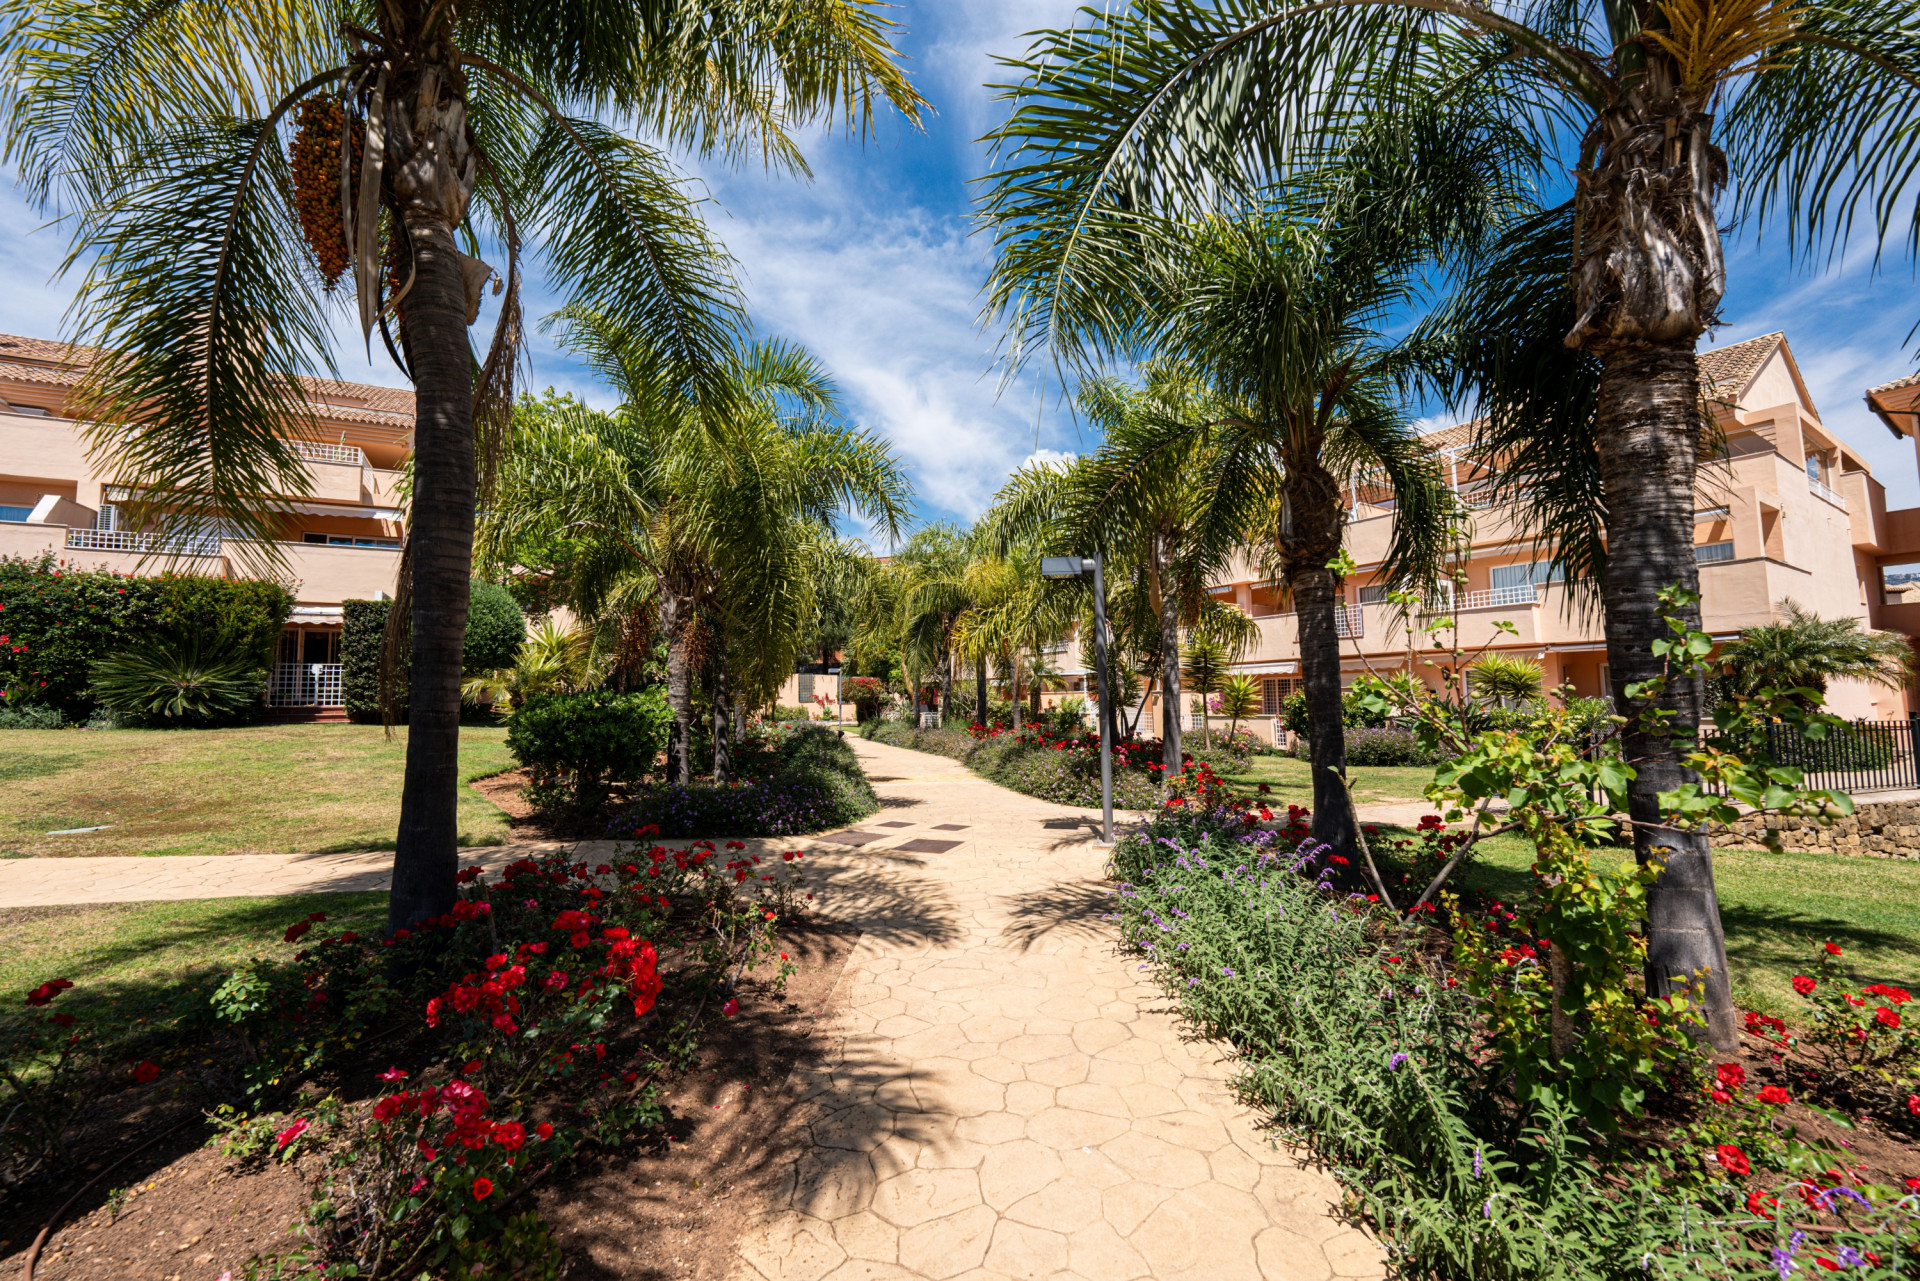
[1716,1062,1746,1090]
[1791,975,1816,996]
[722,998,739,1016]
[1908,1094,1919,1117]
[1823,942,1842,956]
[1710,1089,1732,1105]
[535,1122,554,1141]
[1875,1006,1901,1029]
[1757,1086,1791,1105]
[276,1117,310,1149]
[1716,1144,1751,1176]
[492,1121,525,1151]
[131,1060,160,1083]
[472,1177,494,1200]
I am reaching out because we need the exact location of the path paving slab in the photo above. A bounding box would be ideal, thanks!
[726,736,1385,1281]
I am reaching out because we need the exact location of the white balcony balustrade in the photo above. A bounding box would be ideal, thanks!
[66,527,223,556]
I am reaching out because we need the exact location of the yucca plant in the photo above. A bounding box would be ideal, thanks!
[1467,653,1546,708]
[1216,672,1260,739]
[91,633,266,726]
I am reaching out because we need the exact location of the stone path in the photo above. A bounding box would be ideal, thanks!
[724,736,1384,1281]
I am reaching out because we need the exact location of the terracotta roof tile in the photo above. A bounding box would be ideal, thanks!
[1697,331,1782,395]
[0,332,414,428]
[1867,369,1920,397]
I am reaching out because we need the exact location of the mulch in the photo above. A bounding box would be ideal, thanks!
[2,919,861,1281]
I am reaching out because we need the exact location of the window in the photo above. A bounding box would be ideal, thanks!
[797,674,814,702]
[1599,665,1611,699]
[1358,584,1391,605]
[1806,454,1822,482]
[1490,560,1566,590]
[1260,677,1299,715]
[95,503,119,532]
[303,532,400,549]
[1695,541,1735,564]
[1693,506,1730,522]
[0,505,31,523]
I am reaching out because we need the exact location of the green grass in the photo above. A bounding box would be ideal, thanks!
[1398,829,1920,1020]
[1224,752,1440,808]
[0,892,391,1034]
[0,725,515,857]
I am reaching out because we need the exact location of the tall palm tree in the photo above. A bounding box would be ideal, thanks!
[892,524,976,725]
[985,367,1246,772]
[6,0,922,932]
[478,327,910,783]
[978,0,1920,1048]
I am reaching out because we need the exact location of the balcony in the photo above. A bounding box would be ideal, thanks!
[288,440,367,467]
[1422,583,1540,614]
[67,526,222,556]
[1808,474,1847,511]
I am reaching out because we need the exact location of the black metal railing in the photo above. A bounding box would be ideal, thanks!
[1748,717,1920,794]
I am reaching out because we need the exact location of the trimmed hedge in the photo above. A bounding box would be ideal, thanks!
[617,725,877,838]
[342,598,396,723]
[0,553,291,719]
[859,720,1173,809]
[343,582,521,723]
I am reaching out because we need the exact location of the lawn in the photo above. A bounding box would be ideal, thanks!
[0,725,515,857]
[1222,751,1439,809]
[0,892,392,1035]
[1418,830,1920,1020]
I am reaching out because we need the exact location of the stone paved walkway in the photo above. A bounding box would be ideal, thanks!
[724,736,1384,1281]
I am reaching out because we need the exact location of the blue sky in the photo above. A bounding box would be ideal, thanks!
[2,1,1918,533]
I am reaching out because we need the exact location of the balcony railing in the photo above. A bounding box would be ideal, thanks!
[66,527,222,556]
[1423,583,1539,615]
[269,662,344,707]
[1808,474,1847,511]
[1334,604,1362,638]
[289,440,368,466]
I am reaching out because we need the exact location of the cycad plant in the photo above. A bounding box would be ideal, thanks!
[978,0,1920,1049]
[1467,654,1547,708]
[91,631,267,726]
[5,0,920,931]
[1215,673,1260,740]
[1180,630,1232,744]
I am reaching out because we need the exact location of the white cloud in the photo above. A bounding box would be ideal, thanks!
[1021,447,1077,470]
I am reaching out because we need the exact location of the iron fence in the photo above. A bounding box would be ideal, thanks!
[1758,717,1919,794]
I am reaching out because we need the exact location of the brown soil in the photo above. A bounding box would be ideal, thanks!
[4,920,861,1281]
[471,768,568,840]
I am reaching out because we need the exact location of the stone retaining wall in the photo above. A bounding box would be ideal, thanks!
[1713,799,1920,858]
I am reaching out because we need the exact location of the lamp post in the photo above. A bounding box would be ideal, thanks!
[1041,555,1113,843]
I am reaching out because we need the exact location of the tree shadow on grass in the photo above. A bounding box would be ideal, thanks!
[1717,904,1920,989]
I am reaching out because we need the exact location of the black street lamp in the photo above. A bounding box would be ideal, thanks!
[1041,555,1113,843]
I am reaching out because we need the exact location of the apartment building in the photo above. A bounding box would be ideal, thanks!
[0,334,410,716]
[1041,332,1920,736]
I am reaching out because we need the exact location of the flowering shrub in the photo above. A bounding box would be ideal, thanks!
[190,833,805,1275]
[863,718,1217,810]
[1786,944,1918,1129]
[0,976,103,1190]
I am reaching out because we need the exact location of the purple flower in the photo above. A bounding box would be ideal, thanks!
[1472,1147,1482,1177]
[1389,1052,1408,1070]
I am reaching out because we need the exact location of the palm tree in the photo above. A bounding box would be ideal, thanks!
[478,329,910,784]
[1717,602,1914,706]
[977,0,1920,1048]
[892,525,977,725]
[1111,213,1457,859]
[1216,673,1261,740]
[6,0,922,932]
[1181,630,1231,745]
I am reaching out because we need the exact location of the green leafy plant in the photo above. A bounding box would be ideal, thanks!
[463,580,528,675]
[89,629,267,726]
[507,688,672,816]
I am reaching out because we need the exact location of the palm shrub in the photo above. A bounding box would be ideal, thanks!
[90,631,267,726]
[1717,601,1914,708]
[1216,673,1260,738]
[1467,654,1545,707]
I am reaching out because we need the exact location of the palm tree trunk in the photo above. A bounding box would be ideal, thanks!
[941,643,954,725]
[711,650,733,785]
[386,221,474,934]
[660,587,694,785]
[975,659,987,727]
[1156,536,1183,773]
[1011,653,1022,732]
[1594,341,1737,1051]
[1293,565,1357,861]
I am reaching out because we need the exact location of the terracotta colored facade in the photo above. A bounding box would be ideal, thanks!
[0,334,412,712]
[1039,332,1920,737]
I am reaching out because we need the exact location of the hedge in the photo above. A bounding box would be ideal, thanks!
[342,582,522,722]
[0,553,292,719]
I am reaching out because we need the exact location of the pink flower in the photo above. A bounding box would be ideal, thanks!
[276,1118,310,1150]
[379,1066,408,1082]
[408,1175,427,1194]
[722,998,739,1017]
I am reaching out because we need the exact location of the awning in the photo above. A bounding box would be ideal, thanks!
[1230,661,1300,676]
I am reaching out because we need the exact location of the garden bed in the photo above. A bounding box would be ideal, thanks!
[857,718,1252,809]
[1105,801,1920,1278]
[13,919,859,1281]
